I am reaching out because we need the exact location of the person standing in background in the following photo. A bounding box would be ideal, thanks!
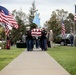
[70,33,74,46]
[49,30,53,48]
[22,34,26,43]
[47,32,51,48]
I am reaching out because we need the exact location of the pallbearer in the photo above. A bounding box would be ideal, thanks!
[26,27,33,51]
[40,27,47,51]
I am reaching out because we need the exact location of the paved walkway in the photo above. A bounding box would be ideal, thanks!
[0,48,70,75]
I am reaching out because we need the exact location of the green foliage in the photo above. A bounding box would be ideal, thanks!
[10,2,39,43]
[66,13,75,33]
[47,20,61,41]
[47,9,68,30]
[0,41,6,49]
[28,1,38,29]
[0,26,5,40]
[47,46,76,75]
[11,9,27,43]
[46,9,68,41]
[0,47,25,70]
[45,9,76,42]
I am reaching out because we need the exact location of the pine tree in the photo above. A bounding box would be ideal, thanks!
[28,1,38,29]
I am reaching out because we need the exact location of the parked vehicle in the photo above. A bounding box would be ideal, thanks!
[55,34,71,46]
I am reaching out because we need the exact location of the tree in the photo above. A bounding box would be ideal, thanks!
[46,9,68,41]
[10,9,27,44]
[66,13,75,33]
[28,1,38,29]
[0,25,5,40]
[60,13,75,33]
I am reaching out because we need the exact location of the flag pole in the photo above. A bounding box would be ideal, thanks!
[4,23,10,49]
[74,4,76,46]
[73,20,76,46]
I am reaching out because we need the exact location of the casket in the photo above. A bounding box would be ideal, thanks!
[31,28,41,36]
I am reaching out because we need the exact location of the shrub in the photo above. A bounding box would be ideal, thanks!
[0,41,6,49]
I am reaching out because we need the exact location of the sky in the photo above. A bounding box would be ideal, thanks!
[0,0,76,27]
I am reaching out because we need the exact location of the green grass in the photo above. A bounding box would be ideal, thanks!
[47,46,76,75]
[0,46,25,70]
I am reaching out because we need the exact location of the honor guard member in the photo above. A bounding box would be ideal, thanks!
[26,27,33,51]
[40,27,47,51]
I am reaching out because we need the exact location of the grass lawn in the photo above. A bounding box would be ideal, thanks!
[47,46,76,75]
[0,46,25,70]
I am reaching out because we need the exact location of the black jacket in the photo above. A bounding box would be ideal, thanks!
[41,30,47,39]
[26,30,32,39]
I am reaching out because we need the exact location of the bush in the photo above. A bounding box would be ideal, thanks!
[0,41,6,49]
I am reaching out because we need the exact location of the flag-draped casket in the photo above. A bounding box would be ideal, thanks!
[31,28,41,36]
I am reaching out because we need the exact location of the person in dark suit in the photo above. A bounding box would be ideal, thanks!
[40,28,47,51]
[26,27,33,51]
[70,33,74,46]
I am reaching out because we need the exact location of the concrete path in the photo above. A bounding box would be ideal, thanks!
[0,48,70,75]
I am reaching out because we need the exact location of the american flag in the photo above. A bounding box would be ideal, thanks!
[31,28,41,36]
[0,6,18,29]
[61,18,65,36]
[74,5,76,22]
